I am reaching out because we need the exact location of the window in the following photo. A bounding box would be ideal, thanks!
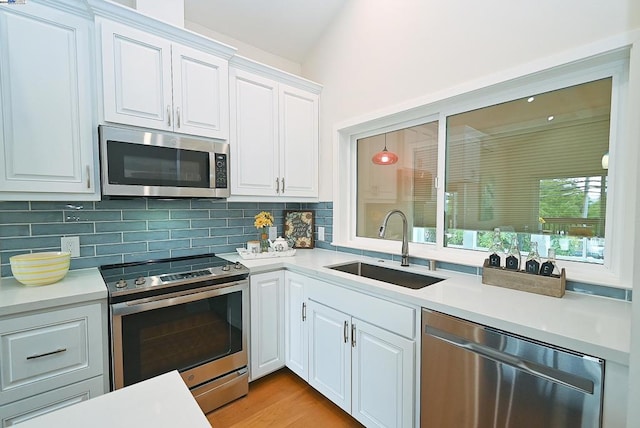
[337,51,629,285]
[356,122,438,243]
[444,78,611,264]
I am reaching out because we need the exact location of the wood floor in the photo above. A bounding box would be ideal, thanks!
[206,369,364,427]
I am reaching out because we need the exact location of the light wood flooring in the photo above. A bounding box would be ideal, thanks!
[206,369,364,427]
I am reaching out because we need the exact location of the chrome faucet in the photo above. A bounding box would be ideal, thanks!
[379,209,409,266]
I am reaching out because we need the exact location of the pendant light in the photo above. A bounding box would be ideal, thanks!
[371,133,398,165]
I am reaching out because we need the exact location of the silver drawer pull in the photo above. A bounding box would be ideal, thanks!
[26,348,67,360]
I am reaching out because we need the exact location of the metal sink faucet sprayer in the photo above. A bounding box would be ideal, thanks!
[379,209,409,266]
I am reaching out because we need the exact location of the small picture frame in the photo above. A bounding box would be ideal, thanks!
[284,210,314,249]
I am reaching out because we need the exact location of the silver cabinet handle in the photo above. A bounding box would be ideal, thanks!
[275,177,280,194]
[344,321,349,343]
[176,106,181,128]
[167,105,172,126]
[86,165,91,189]
[302,302,306,321]
[27,348,67,360]
[281,177,285,194]
[351,323,356,347]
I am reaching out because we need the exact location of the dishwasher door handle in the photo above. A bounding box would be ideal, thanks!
[425,325,595,394]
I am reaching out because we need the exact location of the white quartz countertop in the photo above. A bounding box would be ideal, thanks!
[0,268,107,317]
[16,370,210,428]
[223,248,632,365]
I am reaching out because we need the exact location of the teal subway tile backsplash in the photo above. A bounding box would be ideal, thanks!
[0,200,330,278]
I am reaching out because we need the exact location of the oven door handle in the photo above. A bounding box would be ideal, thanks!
[111,281,247,316]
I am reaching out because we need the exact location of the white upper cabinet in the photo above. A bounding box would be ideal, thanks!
[0,2,98,200]
[99,19,229,140]
[229,58,321,200]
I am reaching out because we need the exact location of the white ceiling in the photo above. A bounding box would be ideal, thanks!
[115,0,347,63]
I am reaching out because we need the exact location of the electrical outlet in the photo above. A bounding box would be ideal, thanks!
[61,236,80,257]
[318,226,325,241]
[268,226,277,240]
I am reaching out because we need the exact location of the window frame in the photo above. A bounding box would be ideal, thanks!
[333,50,631,288]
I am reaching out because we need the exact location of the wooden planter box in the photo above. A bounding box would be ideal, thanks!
[481,259,566,298]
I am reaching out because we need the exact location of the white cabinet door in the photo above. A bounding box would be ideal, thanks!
[171,44,228,139]
[100,20,229,139]
[229,65,320,199]
[351,319,415,428]
[0,3,97,200]
[308,300,351,413]
[249,271,285,380]
[284,271,308,381]
[229,68,279,196]
[100,19,173,131]
[279,84,319,198]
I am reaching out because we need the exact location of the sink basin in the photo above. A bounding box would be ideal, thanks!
[327,262,444,290]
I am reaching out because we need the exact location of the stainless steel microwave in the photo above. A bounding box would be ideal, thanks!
[99,125,230,198]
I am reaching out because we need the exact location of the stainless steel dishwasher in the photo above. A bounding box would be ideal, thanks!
[421,309,604,428]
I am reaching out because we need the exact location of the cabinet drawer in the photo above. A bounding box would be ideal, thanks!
[0,303,104,405]
[0,375,104,427]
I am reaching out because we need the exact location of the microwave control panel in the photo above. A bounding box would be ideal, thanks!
[214,154,228,188]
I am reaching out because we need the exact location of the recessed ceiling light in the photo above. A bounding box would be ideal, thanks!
[547,115,555,121]
[527,97,535,103]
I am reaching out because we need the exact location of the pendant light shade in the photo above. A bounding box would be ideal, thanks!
[372,134,398,165]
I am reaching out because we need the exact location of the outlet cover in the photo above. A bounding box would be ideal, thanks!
[268,226,277,240]
[318,226,325,241]
[61,236,80,257]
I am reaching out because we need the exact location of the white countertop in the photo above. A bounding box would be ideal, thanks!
[224,248,632,365]
[0,268,107,317]
[16,371,210,428]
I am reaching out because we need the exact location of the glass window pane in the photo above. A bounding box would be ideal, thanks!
[444,78,611,264]
[356,122,439,243]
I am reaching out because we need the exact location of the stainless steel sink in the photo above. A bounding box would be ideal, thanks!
[327,262,444,290]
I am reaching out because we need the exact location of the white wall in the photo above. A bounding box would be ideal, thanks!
[185,21,301,75]
[303,0,640,201]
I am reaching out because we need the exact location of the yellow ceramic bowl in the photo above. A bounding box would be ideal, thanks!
[10,252,71,286]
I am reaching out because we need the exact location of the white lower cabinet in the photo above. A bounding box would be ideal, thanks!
[249,271,285,380]
[284,271,309,380]
[282,272,416,428]
[308,300,415,428]
[0,302,106,426]
[0,376,104,426]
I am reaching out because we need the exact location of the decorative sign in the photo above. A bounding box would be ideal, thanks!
[284,210,314,249]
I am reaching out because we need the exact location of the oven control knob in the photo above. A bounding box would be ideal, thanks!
[134,276,146,285]
[234,261,243,269]
[222,264,230,271]
[115,279,127,288]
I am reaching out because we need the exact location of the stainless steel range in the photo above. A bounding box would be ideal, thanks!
[99,253,249,413]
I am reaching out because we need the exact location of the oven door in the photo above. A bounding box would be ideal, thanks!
[110,280,248,390]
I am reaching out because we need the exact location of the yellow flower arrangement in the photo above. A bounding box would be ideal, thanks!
[254,211,274,229]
